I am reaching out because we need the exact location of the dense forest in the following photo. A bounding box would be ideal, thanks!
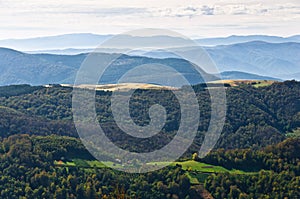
[0,81,299,198]
[0,134,195,198]
[0,81,299,150]
[0,134,299,198]
[203,138,300,198]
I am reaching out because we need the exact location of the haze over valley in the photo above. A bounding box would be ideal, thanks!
[0,33,299,86]
[0,0,299,198]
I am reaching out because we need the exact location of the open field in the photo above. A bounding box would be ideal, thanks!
[61,83,179,91]
[54,159,260,185]
[148,160,254,174]
[62,80,276,92]
[55,159,255,175]
[148,160,260,184]
[208,80,276,87]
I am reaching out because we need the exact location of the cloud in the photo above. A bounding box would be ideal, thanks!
[201,6,214,15]
[47,7,147,17]
[0,0,299,39]
[149,5,215,18]
[229,5,250,15]
[147,4,274,18]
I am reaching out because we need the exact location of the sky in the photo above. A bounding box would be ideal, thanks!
[0,0,299,39]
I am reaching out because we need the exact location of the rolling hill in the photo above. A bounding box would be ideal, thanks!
[0,81,299,150]
[1,39,299,86]
[220,71,281,81]
[0,48,217,86]
[196,35,300,46]
[128,42,300,80]
[0,33,112,51]
[1,33,300,51]
[0,48,76,85]
[206,41,300,79]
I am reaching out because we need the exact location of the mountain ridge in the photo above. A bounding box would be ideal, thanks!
[1,33,299,51]
[220,71,281,81]
[1,40,299,86]
[196,34,300,46]
[0,48,217,86]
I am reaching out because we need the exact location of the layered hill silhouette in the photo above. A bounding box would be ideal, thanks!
[1,33,299,51]
[0,48,218,86]
[1,37,299,86]
[206,41,300,79]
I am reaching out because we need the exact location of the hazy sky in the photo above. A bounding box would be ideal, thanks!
[0,0,299,39]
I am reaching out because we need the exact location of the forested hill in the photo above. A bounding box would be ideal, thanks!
[0,80,299,151]
[203,137,300,198]
[1,134,297,198]
[0,48,217,86]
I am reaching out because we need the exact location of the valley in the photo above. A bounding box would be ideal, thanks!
[0,80,299,198]
[1,0,299,197]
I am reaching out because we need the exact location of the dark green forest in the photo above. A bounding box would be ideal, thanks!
[203,138,300,198]
[0,134,194,198]
[0,81,299,149]
[0,134,299,198]
[0,81,299,198]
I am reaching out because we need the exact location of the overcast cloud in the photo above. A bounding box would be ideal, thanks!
[0,0,299,39]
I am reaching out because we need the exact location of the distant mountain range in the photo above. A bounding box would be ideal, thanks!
[220,71,280,81]
[0,33,112,51]
[1,33,300,51]
[24,45,300,80]
[195,35,300,46]
[0,33,190,51]
[125,42,300,80]
[0,47,286,86]
[0,48,75,86]
[0,33,299,85]
[0,48,219,86]
[206,41,300,79]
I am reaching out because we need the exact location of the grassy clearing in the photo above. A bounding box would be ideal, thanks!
[253,83,270,88]
[86,160,106,168]
[54,160,76,167]
[173,160,229,173]
[146,162,171,167]
[64,83,178,92]
[252,80,275,88]
[286,128,300,138]
[54,159,260,185]
[54,159,124,169]
[55,159,257,175]
[73,159,90,167]
[147,160,251,174]
[173,160,255,174]
[208,80,275,88]
[147,160,254,185]
[100,161,123,169]
[147,160,255,174]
